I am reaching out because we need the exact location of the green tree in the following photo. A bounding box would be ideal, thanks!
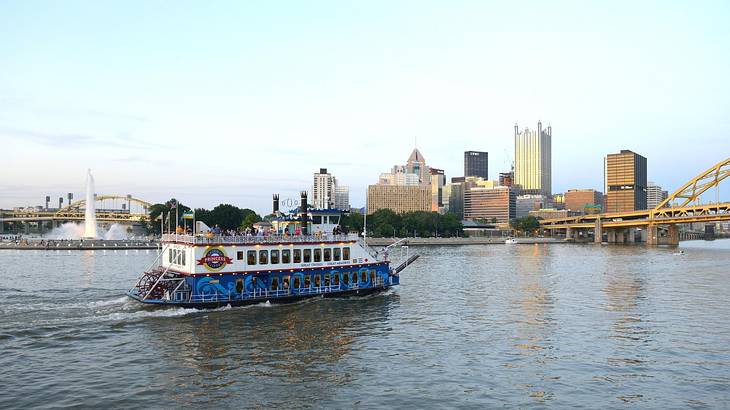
[146,198,191,235]
[240,212,262,230]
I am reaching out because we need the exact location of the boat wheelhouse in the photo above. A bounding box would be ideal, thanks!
[128,200,418,308]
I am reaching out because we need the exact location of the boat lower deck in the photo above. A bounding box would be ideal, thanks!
[127,284,390,309]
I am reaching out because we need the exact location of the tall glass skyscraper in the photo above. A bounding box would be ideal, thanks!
[464,151,488,179]
[514,122,552,196]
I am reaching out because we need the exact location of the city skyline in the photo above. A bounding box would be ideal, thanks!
[2,2,730,213]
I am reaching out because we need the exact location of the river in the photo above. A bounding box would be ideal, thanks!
[1,241,729,408]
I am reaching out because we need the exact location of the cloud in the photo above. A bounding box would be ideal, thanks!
[0,126,167,150]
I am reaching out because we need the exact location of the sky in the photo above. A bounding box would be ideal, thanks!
[1,0,729,214]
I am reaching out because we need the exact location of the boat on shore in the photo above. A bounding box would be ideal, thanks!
[505,237,518,244]
[128,194,418,308]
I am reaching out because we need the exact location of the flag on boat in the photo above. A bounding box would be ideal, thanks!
[170,200,177,209]
[182,210,194,220]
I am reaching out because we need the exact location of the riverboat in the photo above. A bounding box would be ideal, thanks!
[128,195,418,308]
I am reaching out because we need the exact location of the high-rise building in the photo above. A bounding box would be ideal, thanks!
[334,186,350,211]
[514,122,552,196]
[565,189,603,213]
[313,168,349,210]
[430,168,446,212]
[444,181,465,220]
[366,185,431,214]
[604,150,647,212]
[464,151,488,179]
[312,168,335,209]
[464,186,516,223]
[406,148,430,185]
[646,182,668,209]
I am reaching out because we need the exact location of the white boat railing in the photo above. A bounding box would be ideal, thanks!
[162,233,359,245]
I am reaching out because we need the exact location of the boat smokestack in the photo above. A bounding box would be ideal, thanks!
[300,191,308,235]
[273,194,279,214]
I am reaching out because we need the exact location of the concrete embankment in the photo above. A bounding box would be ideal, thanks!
[365,237,564,246]
[0,240,160,250]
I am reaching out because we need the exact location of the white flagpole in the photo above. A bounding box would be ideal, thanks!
[160,212,164,236]
[175,202,179,233]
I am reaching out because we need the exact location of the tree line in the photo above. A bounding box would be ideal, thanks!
[340,209,463,238]
[146,199,262,234]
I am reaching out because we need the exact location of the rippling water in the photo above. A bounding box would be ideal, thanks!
[1,241,729,408]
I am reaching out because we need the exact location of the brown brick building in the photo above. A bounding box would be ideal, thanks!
[604,150,647,212]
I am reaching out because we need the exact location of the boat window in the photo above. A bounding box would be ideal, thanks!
[282,276,290,290]
[314,248,322,262]
[343,247,350,260]
[271,277,278,291]
[293,276,301,289]
[333,273,340,286]
[313,215,322,224]
[303,249,311,263]
[282,249,291,263]
[181,252,186,266]
[361,271,368,283]
[259,250,268,264]
[323,248,331,262]
[314,275,321,287]
[293,249,302,263]
[247,250,256,265]
[324,274,331,286]
[370,270,376,284]
[271,250,280,264]
[236,279,243,293]
[342,272,349,285]
[168,249,173,263]
[237,251,244,260]
[333,248,341,261]
[304,275,311,288]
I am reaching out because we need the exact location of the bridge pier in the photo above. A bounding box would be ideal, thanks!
[627,228,636,243]
[647,225,658,245]
[594,220,603,243]
[667,224,679,246]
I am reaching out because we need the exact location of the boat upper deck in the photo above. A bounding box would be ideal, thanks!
[161,233,360,246]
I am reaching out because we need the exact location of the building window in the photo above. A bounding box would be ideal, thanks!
[323,248,331,262]
[271,250,280,264]
[293,249,301,263]
[247,250,256,265]
[259,250,268,264]
[303,249,311,263]
[314,248,322,262]
[343,247,350,260]
[333,248,341,261]
[282,249,291,264]
[304,275,311,288]
[271,277,278,291]
[293,276,301,289]
[237,251,244,260]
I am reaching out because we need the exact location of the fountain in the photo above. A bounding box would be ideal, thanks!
[83,169,98,239]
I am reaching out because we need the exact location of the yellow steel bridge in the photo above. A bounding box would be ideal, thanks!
[541,157,730,245]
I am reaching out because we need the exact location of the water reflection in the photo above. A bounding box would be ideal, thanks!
[143,293,398,406]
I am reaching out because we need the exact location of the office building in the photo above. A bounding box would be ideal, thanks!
[444,182,465,220]
[514,122,552,196]
[464,151,488,179]
[430,168,446,212]
[366,185,431,214]
[406,148,430,185]
[464,186,516,224]
[604,150,647,212]
[499,172,514,187]
[529,208,582,220]
[565,189,603,213]
[647,182,668,209]
[516,194,547,218]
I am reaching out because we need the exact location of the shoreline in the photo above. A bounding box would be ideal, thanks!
[365,237,564,246]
